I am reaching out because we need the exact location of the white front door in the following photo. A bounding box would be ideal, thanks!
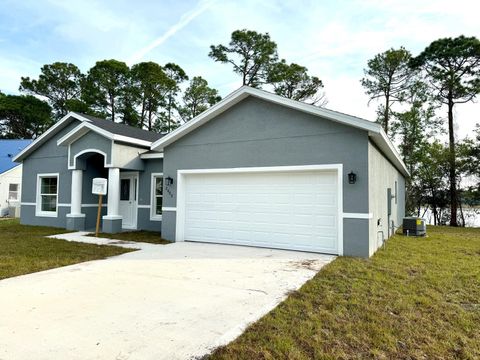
[119,173,138,229]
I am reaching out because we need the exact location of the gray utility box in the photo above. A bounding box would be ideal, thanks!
[403,217,426,236]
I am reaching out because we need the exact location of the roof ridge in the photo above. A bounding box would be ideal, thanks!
[73,112,160,135]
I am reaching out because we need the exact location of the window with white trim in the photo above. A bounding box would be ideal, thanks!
[8,183,19,200]
[36,174,58,216]
[151,174,163,220]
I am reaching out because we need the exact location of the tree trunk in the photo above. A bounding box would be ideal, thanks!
[458,192,465,227]
[384,93,390,134]
[447,94,458,226]
[141,97,146,129]
[110,92,115,122]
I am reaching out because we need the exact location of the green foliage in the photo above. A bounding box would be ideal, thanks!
[414,141,450,224]
[19,62,84,119]
[156,63,188,132]
[458,124,480,177]
[91,231,170,244]
[0,219,131,280]
[390,82,441,214]
[411,35,480,226]
[361,47,414,134]
[210,226,480,359]
[179,76,221,121]
[209,29,278,87]
[0,94,53,138]
[411,36,480,106]
[267,60,326,105]
[82,59,130,122]
[458,124,480,208]
[130,61,172,130]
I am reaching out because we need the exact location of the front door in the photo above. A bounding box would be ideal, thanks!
[119,173,138,229]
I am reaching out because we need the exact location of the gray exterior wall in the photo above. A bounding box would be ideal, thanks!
[136,158,163,232]
[69,131,112,168]
[368,141,406,255]
[20,118,163,232]
[20,121,79,228]
[162,96,371,256]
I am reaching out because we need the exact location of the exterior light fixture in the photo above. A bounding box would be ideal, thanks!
[348,171,357,184]
[165,176,174,186]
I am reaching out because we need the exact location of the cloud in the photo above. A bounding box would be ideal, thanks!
[127,0,216,65]
[1,0,478,138]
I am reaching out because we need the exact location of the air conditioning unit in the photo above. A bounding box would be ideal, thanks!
[403,217,426,236]
[8,205,20,218]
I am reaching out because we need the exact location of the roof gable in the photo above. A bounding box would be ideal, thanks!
[151,86,408,176]
[13,112,163,162]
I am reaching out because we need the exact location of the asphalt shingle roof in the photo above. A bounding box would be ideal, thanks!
[77,113,164,142]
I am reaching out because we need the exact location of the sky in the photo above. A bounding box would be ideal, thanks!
[0,0,479,138]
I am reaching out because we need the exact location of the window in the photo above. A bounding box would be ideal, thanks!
[151,173,163,220]
[120,179,130,201]
[36,174,59,217]
[8,183,19,200]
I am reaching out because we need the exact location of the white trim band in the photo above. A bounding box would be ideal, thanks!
[140,152,164,159]
[162,207,177,212]
[102,215,122,220]
[66,213,86,218]
[342,212,373,219]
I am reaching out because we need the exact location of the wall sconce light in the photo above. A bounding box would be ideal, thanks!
[348,171,357,184]
[165,176,174,186]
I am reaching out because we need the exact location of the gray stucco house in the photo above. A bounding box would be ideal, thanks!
[14,86,407,257]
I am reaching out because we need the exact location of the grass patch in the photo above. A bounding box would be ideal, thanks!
[208,226,480,359]
[91,231,171,245]
[0,219,132,280]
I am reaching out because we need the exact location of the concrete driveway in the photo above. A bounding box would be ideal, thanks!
[0,233,334,360]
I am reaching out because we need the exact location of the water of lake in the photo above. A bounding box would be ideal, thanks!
[419,207,480,227]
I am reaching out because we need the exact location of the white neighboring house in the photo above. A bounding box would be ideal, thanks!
[0,139,32,217]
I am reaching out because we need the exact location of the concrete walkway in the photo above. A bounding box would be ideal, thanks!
[0,232,335,360]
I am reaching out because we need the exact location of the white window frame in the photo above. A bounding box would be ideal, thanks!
[36,173,59,217]
[150,172,163,221]
[8,183,19,201]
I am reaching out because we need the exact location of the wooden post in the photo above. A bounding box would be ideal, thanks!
[95,194,102,237]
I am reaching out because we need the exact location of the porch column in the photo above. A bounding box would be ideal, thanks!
[107,167,120,217]
[70,169,83,215]
[66,169,85,231]
[102,167,122,233]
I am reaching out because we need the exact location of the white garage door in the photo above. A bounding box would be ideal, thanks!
[179,169,340,254]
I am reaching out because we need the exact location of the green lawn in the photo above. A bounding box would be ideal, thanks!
[209,226,480,359]
[90,231,171,245]
[0,219,133,280]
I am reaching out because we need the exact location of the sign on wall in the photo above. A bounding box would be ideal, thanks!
[92,178,108,195]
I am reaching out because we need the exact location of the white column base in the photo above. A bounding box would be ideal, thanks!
[102,215,122,220]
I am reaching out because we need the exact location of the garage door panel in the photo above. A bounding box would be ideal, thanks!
[182,170,339,254]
